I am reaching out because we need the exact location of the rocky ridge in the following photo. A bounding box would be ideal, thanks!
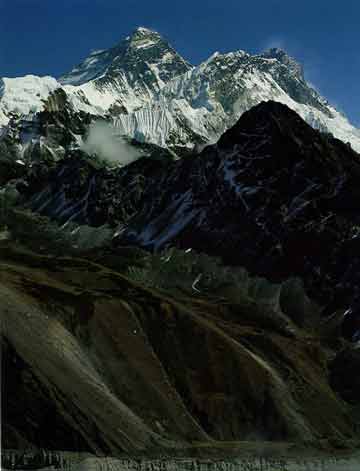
[22,102,360,318]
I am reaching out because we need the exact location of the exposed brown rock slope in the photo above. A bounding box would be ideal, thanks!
[1,243,357,454]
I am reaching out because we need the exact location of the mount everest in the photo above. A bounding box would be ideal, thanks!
[0,26,360,160]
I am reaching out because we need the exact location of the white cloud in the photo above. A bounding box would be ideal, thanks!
[81,121,141,166]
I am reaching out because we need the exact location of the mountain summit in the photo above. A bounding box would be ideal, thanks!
[0,27,359,159]
[59,26,191,93]
[261,47,305,81]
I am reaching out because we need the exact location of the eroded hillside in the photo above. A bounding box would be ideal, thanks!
[1,242,358,456]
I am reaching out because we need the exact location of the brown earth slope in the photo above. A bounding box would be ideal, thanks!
[0,243,357,455]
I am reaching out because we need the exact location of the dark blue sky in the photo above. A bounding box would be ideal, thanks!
[0,0,358,125]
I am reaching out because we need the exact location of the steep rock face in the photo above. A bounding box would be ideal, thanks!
[60,27,191,92]
[0,88,93,169]
[1,243,356,454]
[61,27,192,126]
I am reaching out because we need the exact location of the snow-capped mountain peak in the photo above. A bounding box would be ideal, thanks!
[0,27,360,160]
[60,27,191,90]
[135,26,157,34]
[122,26,165,53]
[58,27,192,118]
[128,26,162,41]
[261,48,305,81]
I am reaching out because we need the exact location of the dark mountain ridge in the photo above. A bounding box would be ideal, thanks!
[22,101,360,312]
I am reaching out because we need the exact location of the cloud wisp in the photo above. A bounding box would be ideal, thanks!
[81,121,141,166]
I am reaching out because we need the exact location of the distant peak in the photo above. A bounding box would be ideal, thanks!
[261,47,294,64]
[123,27,165,50]
[136,26,157,34]
[130,26,162,39]
[217,100,314,149]
[261,48,304,80]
